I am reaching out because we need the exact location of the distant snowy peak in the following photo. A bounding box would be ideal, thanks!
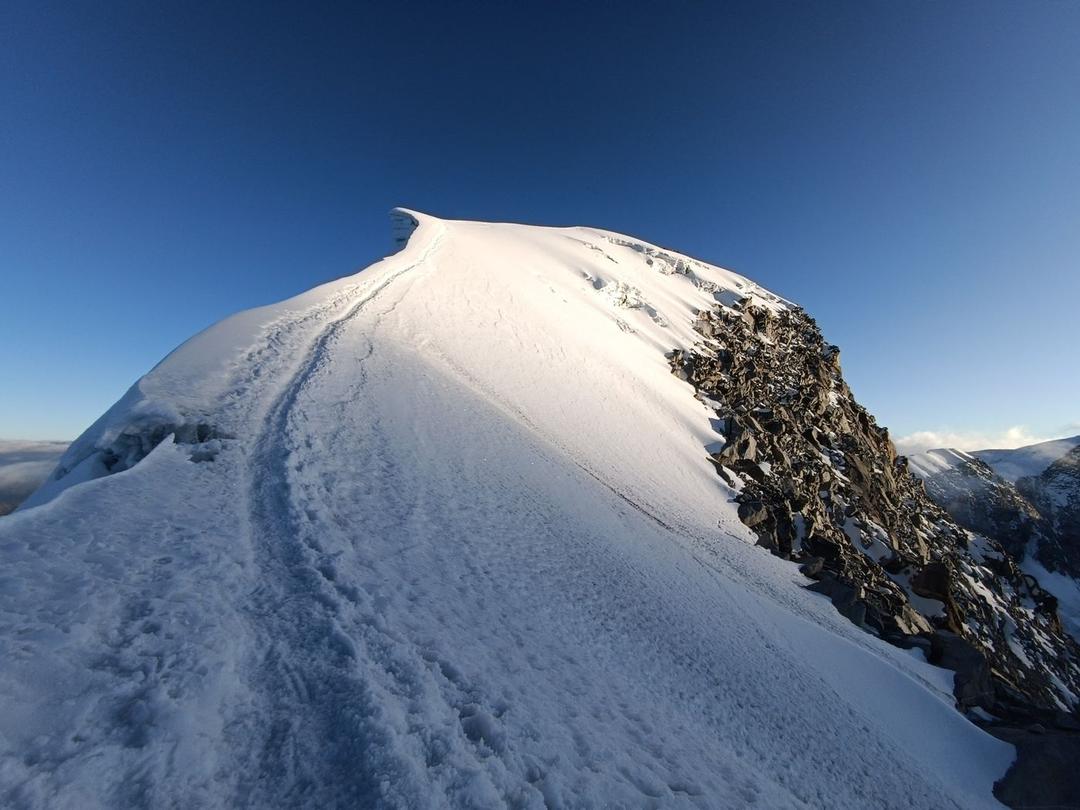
[974,435,1080,484]
[906,447,977,479]
[908,446,1046,561]
[911,436,1080,585]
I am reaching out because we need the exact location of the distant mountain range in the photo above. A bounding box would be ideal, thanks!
[910,436,1080,638]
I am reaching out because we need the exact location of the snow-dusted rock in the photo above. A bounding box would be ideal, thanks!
[670,302,1079,719]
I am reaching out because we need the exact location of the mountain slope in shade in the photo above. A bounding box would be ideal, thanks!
[909,438,1080,576]
[0,211,1024,808]
[907,448,1049,563]
[909,440,1080,641]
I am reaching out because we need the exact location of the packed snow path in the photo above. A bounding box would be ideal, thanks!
[1,212,1012,808]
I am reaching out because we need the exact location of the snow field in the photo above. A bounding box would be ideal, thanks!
[1,211,1013,808]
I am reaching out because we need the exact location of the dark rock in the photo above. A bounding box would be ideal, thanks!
[804,534,842,562]
[799,556,824,578]
[807,575,856,607]
[930,631,994,712]
[988,725,1080,810]
[839,599,867,628]
[910,561,951,602]
[737,501,769,527]
[1018,444,1080,579]
[730,459,766,483]
[719,433,758,463]
[897,634,933,658]
[1055,711,1080,732]
[707,457,736,487]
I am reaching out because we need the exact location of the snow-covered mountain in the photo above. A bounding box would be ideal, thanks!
[907,448,1049,563]
[2,210,1076,808]
[974,436,1080,484]
[0,440,68,516]
[911,438,1080,640]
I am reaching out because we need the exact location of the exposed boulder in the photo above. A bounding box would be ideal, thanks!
[911,561,951,602]
[737,500,769,528]
[929,631,994,712]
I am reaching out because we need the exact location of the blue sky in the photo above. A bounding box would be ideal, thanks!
[2,1,1078,448]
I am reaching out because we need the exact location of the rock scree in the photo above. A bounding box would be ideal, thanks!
[667,298,1080,736]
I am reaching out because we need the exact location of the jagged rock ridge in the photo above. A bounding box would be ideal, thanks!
[669,299,1080,720]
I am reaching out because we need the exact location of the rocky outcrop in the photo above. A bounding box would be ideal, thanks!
[669,298,1080,720]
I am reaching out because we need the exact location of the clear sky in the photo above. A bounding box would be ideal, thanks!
[2,1,1078,449]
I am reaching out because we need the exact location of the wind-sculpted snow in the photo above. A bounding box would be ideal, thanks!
[1,211,1011,807]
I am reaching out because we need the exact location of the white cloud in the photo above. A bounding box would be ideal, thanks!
[893,425,1054,456]
[0,440,67,514]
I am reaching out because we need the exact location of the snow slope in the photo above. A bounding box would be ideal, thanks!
[906,447,977,480]
[1,210,1011,808]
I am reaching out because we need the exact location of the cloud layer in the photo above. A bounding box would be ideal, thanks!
[0,440,68,515]
[893,425,1077,456]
